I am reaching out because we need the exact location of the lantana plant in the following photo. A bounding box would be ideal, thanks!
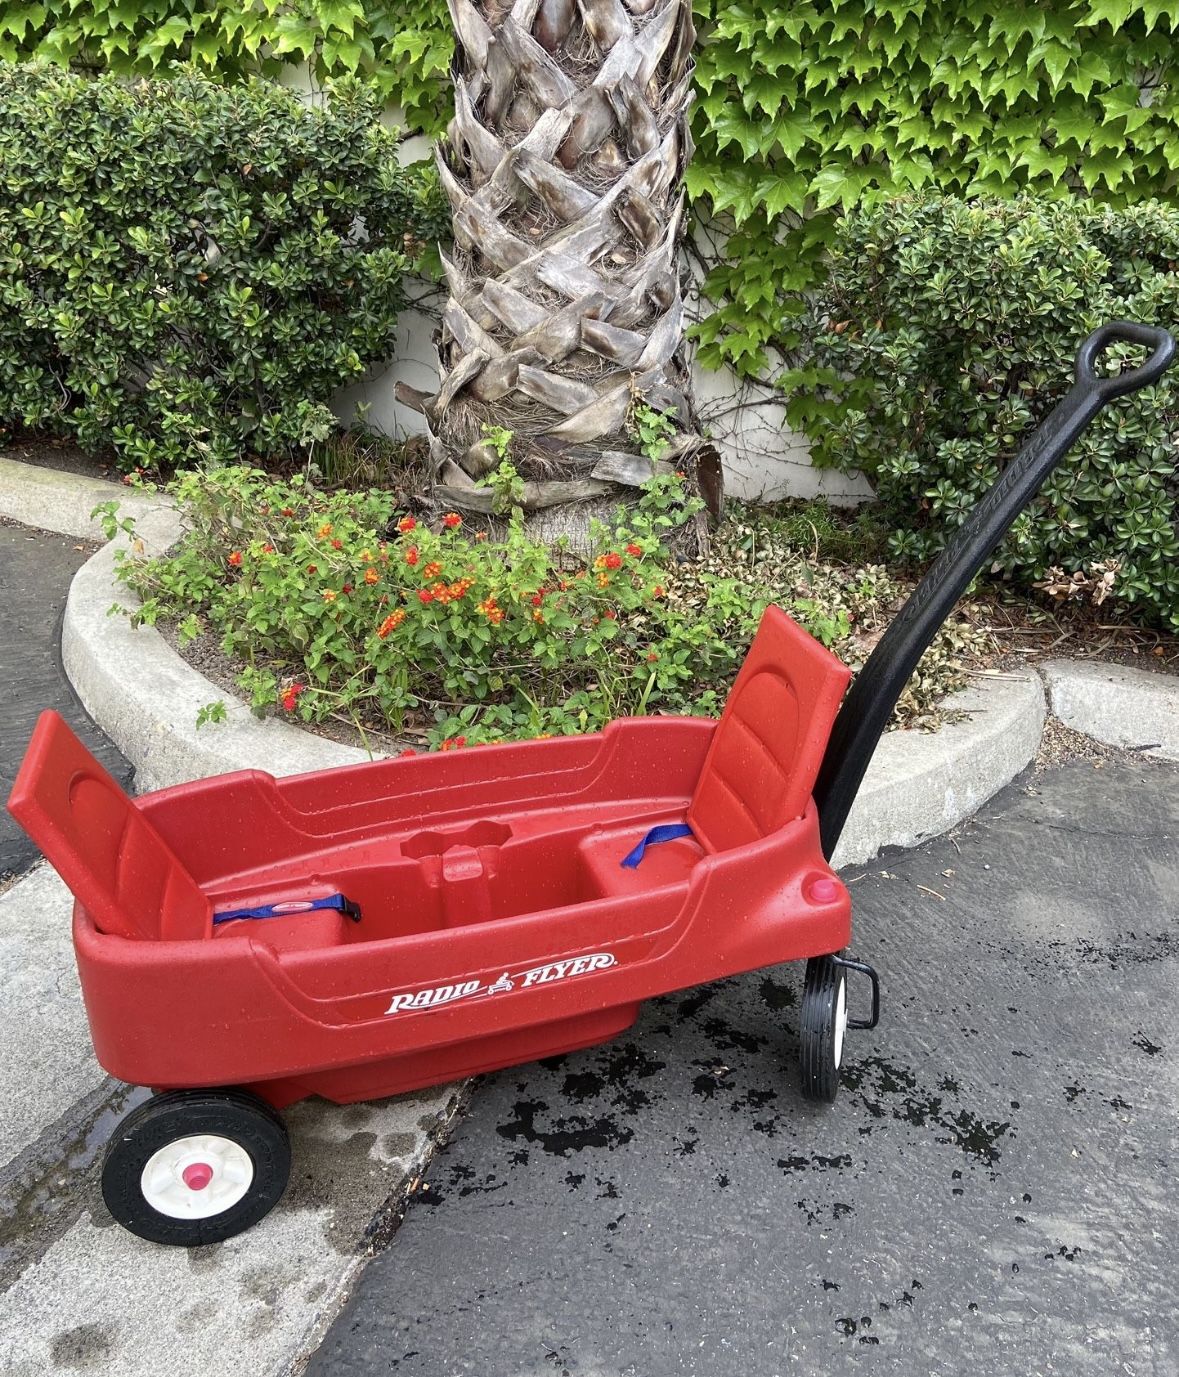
[113,467,795,748]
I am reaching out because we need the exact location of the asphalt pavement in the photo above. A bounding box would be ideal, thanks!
[0,520,132,877]
[308,756,1179,1377]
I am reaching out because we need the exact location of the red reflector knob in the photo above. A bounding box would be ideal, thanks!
[807,877,841,904]
[182,1163,214,1191]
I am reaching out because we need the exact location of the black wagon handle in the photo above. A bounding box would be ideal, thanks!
[813,320,1176,860]
[1074,321,1174,398]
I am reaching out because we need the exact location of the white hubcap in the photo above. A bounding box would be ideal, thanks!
[140,1134,254,1219]
[833,977,849,1068]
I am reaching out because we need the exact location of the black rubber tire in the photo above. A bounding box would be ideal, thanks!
[101,1089,291,1246]
[799,955,847,1104]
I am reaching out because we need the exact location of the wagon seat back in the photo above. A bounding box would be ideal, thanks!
[6,710,211,941]
[686,604,851,853]
[582,606,850,896]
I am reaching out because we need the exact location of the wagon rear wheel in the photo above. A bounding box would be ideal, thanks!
[101,1089,291,1246]
[799,955,849,1104]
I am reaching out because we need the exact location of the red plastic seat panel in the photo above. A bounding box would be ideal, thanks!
[687,606,850,853]
[6,711,210,941]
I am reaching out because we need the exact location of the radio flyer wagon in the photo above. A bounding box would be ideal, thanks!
[8,323,1173,1246]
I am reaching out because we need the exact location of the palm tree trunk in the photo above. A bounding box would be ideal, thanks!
[413,0,717,535]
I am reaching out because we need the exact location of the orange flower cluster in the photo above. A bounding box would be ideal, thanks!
[377,609,406,638]
[422,561,442,579]
[477,595,505,625]
[317,523,333,538]
[405,546,420,567]
[364,567,379,585]
[594,551,623,571]
[433,576,474,606]
[322,589,337,603]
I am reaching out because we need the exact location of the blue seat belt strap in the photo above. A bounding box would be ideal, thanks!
[213,893,361,926]
[620,822,694,870]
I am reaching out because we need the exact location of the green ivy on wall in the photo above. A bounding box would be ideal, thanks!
[690,0,1179,407]
[8,1,1179,402]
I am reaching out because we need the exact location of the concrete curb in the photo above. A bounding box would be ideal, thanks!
[0,454,160,541]
[832,670,1047,868]
[1040,657,1179,763]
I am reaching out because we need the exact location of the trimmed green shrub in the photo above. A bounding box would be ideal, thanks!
[0,64,439,470]
[13,4,1179,387]
[798,196,1179,630]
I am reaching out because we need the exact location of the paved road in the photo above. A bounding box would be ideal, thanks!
[0,521,132,877]
[310,757,1179,1377]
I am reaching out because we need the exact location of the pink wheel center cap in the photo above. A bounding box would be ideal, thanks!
[182,1162,214,1191]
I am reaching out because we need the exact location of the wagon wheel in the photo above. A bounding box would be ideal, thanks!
[101,1089,291,1246]
[798,955,849,1104]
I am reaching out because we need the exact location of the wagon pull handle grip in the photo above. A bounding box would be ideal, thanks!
[1074,321,1174,398]
[813,320,1175,861]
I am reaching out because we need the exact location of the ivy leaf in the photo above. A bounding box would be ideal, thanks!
[1078,0,1135,25]
[809,164,858,211]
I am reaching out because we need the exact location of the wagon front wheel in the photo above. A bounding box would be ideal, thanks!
[101,1089,291,1246]
[799,955,849,1104]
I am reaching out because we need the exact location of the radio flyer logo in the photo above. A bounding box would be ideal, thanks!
[383,951,617,1016]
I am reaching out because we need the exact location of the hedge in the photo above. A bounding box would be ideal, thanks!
[9,4,1179,386]
[0,64,441,470]
[798,196,1179,631]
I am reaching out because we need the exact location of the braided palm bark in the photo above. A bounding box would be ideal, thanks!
[421,0,711,518]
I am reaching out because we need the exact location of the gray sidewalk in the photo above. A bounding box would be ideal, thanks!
[0,520,131,877]
[309,756,1179,1376]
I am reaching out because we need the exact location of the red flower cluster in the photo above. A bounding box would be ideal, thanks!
[280,682,306,713]
[227,551,242,567]
[397,516,417,533]
[377,609,406,638]
[440,735,467,750]
[331,538,343,550]
[626,543,642,557]
[405,546,420,567]
[594,552,622,571]
[442,513,463,529]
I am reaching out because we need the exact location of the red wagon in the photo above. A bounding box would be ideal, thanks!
[7,323,1172,1245]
